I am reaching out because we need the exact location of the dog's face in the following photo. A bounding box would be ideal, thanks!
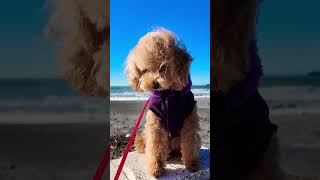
[125,28,192,92]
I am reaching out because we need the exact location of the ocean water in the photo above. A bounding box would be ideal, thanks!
[110,76,320,114]
[0,78,108,123]
[0,75,319,122]
[110,85,210,101]
[260,76,320,114]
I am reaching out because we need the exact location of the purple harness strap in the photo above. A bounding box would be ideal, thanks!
[150,76,196,138]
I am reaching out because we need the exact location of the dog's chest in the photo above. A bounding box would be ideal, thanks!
[149,91,196,138]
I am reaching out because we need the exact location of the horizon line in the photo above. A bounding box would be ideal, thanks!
[110,84,210,87]
[0,72,318,80]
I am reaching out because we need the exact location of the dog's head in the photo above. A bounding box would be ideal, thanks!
[125,28,192,92]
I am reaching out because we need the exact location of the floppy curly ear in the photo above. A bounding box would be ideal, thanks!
[173,43,192,88]
[125,53,142,92]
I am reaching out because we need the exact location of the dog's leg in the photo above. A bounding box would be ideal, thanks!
[180,107,201,172]
[134,132,145,153]
[144,110,169,177]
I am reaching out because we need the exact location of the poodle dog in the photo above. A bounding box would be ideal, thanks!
[45,0,109,96]
[125,28,201,177]
[212,0,285,179]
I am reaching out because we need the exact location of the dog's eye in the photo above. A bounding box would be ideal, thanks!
[159,65,167,74]
[141,69,149,74]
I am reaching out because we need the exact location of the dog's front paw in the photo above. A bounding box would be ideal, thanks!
[184,158,200,172]
[147,160,165,177]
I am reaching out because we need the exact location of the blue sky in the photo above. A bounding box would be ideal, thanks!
[0,1,57,78]
[110,0,210,86]
[258,0,320,75]
[0,0,319,80]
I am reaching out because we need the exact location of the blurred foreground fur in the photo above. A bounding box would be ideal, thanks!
[212,0,317,179]
[45,0,109,96]
[212,0,258,92]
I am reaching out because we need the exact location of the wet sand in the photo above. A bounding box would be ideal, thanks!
[1,99,319,179]
[0,122,108,180]
[110,99,320,178]
[271,114,320,178]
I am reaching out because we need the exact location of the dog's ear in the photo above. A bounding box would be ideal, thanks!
[156,28,192,89]
[173,43,192,88]
[125,53,143,92]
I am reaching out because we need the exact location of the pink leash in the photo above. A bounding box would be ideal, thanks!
[114,97,150,180]
[93,146,110,180]
[93,97,150,180]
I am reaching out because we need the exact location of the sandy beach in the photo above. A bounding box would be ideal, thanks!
[110,96,320,178]
[270,113,320,178]
[0,122,108,180]
[0,82,318,179]
[258,86,320,177]
[110,98,210,159]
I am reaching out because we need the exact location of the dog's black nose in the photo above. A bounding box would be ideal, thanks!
[152,81,160,89]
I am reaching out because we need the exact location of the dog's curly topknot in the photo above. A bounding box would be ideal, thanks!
[45,0,109,96]
[125,27,192,92]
